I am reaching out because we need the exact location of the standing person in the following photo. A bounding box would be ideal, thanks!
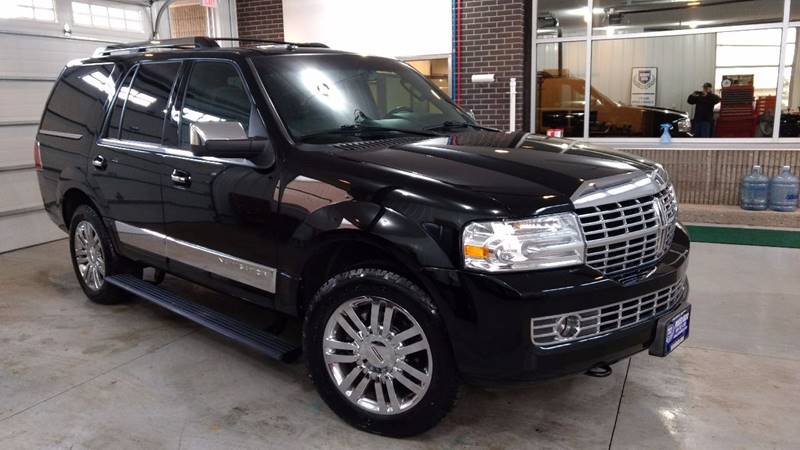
[687,82,721,137]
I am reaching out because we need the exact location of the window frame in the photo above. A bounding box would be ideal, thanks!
[530,0,800,145]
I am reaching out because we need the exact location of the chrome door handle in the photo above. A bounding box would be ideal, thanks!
[171,169,191,187]
[92,155,106,170]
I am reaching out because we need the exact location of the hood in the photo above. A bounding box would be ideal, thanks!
[331,131,657,217]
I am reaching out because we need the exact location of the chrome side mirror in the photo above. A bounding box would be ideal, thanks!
[189,122,264,159]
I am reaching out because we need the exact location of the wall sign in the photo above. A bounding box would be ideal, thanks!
[630,67,657,106]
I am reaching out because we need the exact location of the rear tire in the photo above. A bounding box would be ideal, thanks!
[68,205,138,304]
[303,268,458,437]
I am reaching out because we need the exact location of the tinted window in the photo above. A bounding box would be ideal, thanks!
[120,62,181,144]
[42,63,117,138]
[106,67,135,139]
[179,61,253,148]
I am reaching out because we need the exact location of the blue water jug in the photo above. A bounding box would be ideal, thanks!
[740,165,769,210]
[659,124,672,144]
[768,165,799,212]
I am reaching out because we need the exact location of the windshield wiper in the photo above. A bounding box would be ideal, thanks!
[301,124,440,141]
[425,121,499,132]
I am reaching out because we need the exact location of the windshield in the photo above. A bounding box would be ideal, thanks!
[253,54,474,142]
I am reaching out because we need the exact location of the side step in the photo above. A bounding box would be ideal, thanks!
[106,274,301,362]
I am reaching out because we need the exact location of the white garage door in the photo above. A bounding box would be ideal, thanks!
[0,0,150,253]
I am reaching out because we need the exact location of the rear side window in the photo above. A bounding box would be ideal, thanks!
[119,62,181,144]
[179,61,254,148]
[41,63,117,138]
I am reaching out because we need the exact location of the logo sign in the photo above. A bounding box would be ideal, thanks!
[546,128,564,138]
[630,67,657,107]
[202,0,218,7]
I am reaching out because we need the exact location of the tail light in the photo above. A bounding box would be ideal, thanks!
[34,140,42,170]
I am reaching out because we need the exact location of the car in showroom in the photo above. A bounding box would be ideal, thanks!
[35,37,691,437]
[536,72,693,137]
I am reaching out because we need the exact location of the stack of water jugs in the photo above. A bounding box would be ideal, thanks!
[740,165,799,211]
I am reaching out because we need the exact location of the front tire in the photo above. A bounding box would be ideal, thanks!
[303,268,458,437]
[68,205,136,304]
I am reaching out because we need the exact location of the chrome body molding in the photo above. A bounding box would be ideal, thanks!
[38,129,83,140]
[115,221,167,256]
[114,221,276,293]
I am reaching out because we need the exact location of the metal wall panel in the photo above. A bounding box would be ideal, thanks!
[0,209,64,254]
[0,124,36,168]
[0,80,53,122]
[0,169,43,214]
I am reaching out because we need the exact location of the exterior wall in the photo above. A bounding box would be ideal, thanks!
[458,0,528,131]
[283,0,451,58]
[628,149,800,206]
[236,0,284,41]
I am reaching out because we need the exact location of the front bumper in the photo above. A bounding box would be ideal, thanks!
[423,225,690,383]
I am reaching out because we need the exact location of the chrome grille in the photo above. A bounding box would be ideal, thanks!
[576,185,677,281]
[531,277,687,346]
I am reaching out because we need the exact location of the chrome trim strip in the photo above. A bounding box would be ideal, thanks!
[114,221,276,293]
[39,129,83,140]
[531,277,687,347]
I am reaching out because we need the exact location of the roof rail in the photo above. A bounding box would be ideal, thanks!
[93,37,220,57]
[211,37,329,49]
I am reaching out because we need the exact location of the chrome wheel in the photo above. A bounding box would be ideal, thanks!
[73,220,105,291]
[323,296,432,415]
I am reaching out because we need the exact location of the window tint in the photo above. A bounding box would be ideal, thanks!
[42,63,117,138]
[179,61,253,148]
[106,67,135,139]
[120,62,180,144]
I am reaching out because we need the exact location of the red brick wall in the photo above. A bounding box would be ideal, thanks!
[458,0,529,131]
[236,0,284,41]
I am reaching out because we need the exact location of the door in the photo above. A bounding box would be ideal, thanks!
[90,61,182,262]
[160,60,279,299]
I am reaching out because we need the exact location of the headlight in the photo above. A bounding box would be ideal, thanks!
[677,118,691,134]
[462,213,585,272]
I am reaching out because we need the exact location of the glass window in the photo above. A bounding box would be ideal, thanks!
[592,0,783,36]
[72,1,143,32]
[106,68,135,139]
[405,58,449,94]
[42,64,116,137]
[0,0,56,22]
[120,63,181,144]
[535,41,586,137]
[537,0,589,39]
[254,54,470,142]
[179,62,254,148]
[585,30,780,138]
[781,28,800,136]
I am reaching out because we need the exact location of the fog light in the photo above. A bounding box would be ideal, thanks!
[554,315,581,340]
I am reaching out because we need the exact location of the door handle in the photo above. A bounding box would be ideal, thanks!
[171,169,191,187]
[92,155,107,170]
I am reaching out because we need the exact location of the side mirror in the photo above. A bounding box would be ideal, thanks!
[190,122,265,159]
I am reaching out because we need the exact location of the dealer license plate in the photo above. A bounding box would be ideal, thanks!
[664,308,690,354]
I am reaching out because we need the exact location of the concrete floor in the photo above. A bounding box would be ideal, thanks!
[0,241,798,449]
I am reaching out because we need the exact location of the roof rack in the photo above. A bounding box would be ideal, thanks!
[93,37,220,57]
[92,36,329,58]
[211,37,329,49]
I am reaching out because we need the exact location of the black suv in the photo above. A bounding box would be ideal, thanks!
[36,37,691,437]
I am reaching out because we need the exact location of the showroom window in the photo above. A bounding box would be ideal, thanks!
[72,1,143,32]
[534,0,800,142]
[0,0,56,22]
